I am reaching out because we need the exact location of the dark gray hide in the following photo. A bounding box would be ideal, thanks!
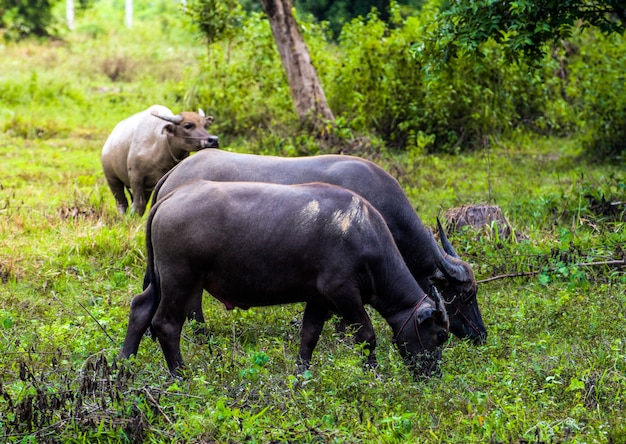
[100,105,219,216]
[151,149,487,343]
[121,181,450,378]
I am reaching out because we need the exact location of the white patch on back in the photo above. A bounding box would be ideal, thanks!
[298,200,321,229]
[330,196,366,235]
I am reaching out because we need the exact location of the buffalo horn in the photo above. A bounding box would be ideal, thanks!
[151,112,184,124]
[429,285,448,323]
[430,230,471,282]
[437,217,459,258]
[198,108,205,117]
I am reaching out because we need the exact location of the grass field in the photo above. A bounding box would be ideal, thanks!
[1,3,625,442]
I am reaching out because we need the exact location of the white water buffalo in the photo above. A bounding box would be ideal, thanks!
[121,181,450,378]
[101,105,219,215]
[150,149,487,344]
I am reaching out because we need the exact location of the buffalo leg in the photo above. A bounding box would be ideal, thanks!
[129,178,148,216]
[151,276,203,375]
[297,303,330,374]
[120,286,155,358]
[187,294,208,337]
[142,268,208,338]
[333,297,378,369]
[104,175,129,214]
[151,304,187,375]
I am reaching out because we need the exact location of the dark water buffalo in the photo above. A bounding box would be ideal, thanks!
[150,149,487,344]
[101,105,219,216]
[121,181,450,378]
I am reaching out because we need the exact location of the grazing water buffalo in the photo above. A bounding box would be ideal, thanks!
[150,149,487,344]
[101,105,219,216]
[121,181,450,378]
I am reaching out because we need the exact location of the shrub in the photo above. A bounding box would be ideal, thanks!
[1,0,56,41]
[181,0,626,156]
[187,12,297,142]
[330,2,558,152]
[559,30,626,160]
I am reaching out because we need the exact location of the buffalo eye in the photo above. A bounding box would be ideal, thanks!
[183,123,194,130]
[457,290,475,305]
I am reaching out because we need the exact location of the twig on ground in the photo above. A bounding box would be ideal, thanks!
[143,388,173,425]
[76,300,117,345]
[478,259,625,284]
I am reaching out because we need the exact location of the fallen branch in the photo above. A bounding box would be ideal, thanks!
[51,292,117,345]
[76,300,117,345]
[478,259,626,284]
[143,388,173,425]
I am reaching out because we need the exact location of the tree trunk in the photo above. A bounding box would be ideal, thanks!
[260,0,335,133]
[66,0,74,30]
[125,0,132,28]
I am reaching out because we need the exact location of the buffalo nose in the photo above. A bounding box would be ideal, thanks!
[205,135,219,148]
[471,330,487,345]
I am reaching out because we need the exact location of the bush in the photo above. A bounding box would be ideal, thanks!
[1,0,56,41]
[187,12,297,143]
[330,3,557,152]
[185,0,625,156]
[557,30,626,160]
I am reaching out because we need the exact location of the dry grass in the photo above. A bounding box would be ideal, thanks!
[443,204,522,241]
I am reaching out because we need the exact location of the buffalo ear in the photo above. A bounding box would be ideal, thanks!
[161,123,175,136]
[205,115,215,127]
[416,306,436,325]
[416,306,448,325]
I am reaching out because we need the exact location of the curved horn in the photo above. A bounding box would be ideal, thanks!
[198,108,205,117]
[429,286,448,324]
[437,217,459,258]
[151,112,183,124]
[430,230,472,282]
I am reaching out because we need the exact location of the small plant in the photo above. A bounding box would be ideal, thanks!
[240,351,269,383]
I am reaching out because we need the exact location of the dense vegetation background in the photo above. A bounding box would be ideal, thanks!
[0,0,624,442]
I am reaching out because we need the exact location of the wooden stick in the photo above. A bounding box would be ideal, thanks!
[477,259,625,284]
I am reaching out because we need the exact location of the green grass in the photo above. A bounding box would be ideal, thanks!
[0,4,625,443]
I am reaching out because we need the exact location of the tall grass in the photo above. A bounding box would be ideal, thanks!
[0,3,625,442]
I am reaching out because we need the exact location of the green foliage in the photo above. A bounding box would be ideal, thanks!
[177,0,626,155]
[185,12,297,144]
[184,0,244,44]
[419,0,626,157]
[295,0,390,39]
[432,0,626,60]
[0,0,56,41]
[329,4,557,151]
[294,0,426,39]
[555,31,626,159]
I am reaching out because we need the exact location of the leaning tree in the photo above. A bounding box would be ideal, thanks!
[259,0,335,134]
[186,0,335,135]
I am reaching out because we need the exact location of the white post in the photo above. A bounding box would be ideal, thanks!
[66,0,74,30]
[125,0,133,28]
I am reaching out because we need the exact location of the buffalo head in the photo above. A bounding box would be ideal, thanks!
[152,109,219,150]
[393,285,449,378]
[429,218,487,345]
